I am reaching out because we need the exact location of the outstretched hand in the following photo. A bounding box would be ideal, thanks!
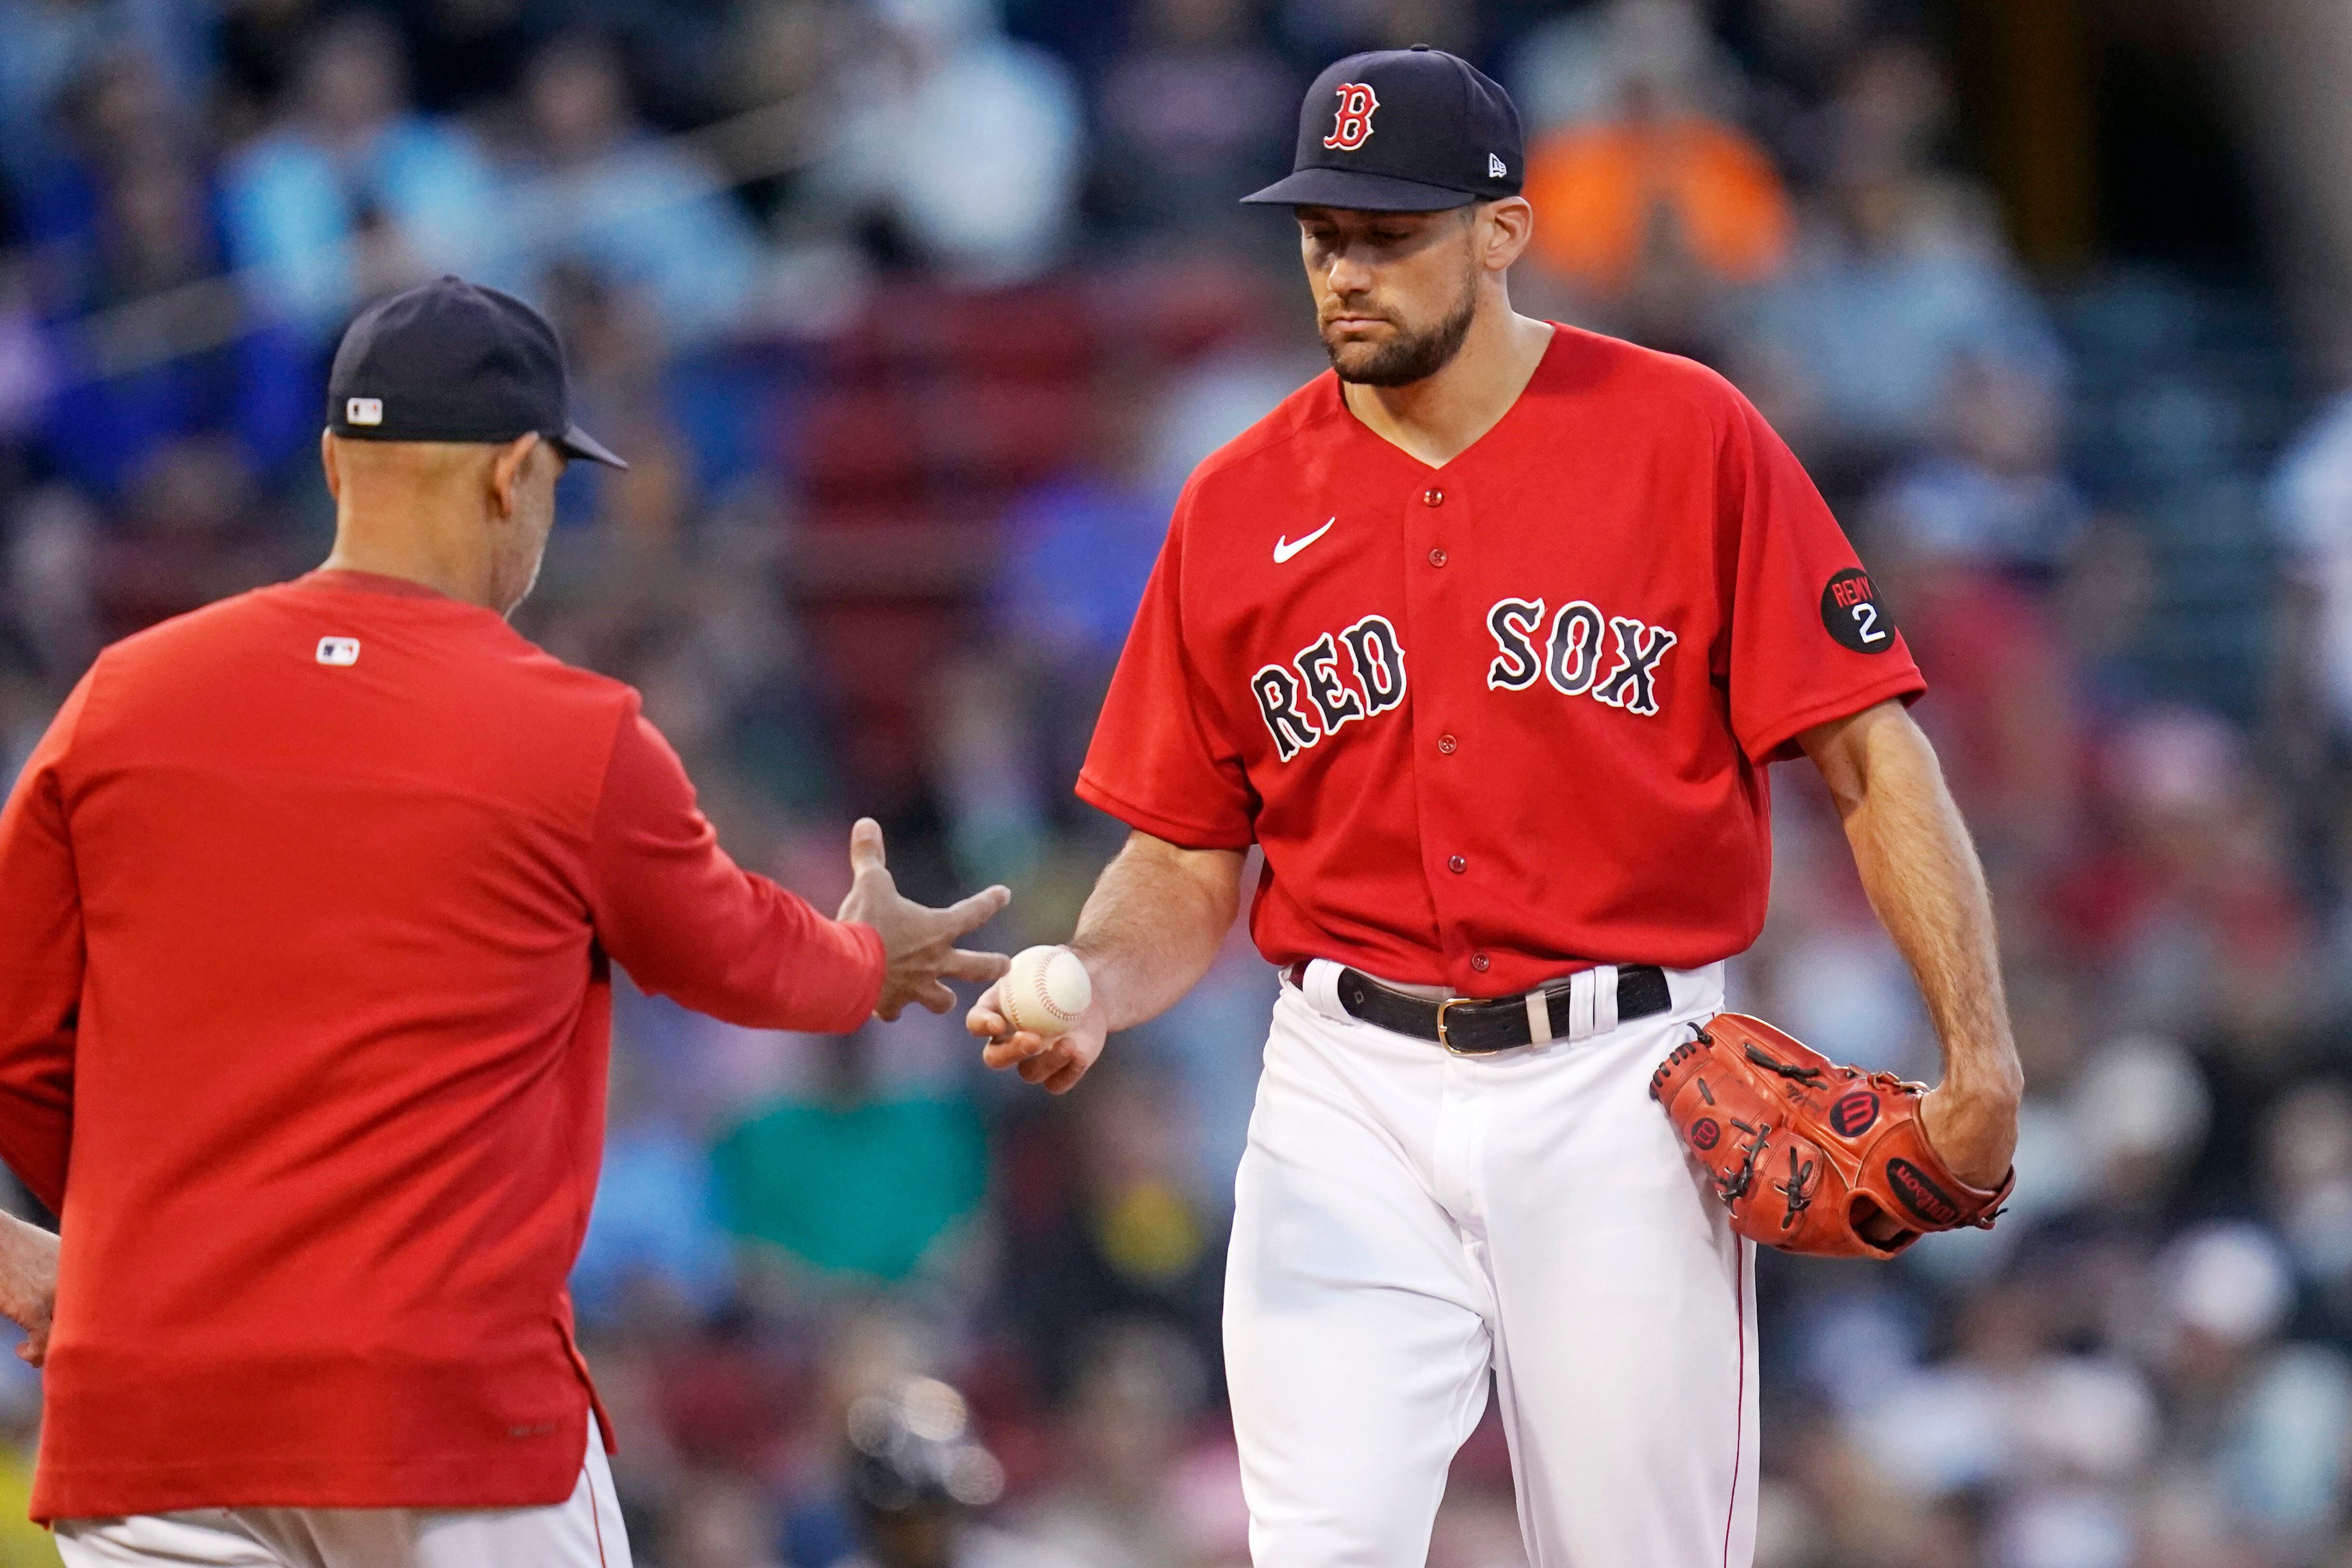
[0,1213,56,1367]
[837,818,1011,1020]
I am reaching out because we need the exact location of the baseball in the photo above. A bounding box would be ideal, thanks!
[999,946,1092,1038]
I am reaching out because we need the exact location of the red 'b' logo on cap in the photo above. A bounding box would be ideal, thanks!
[1324,83,1380,150]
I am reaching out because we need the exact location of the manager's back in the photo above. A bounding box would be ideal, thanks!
[0,569,881,1521]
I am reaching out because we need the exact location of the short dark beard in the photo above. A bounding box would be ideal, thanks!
[1326,276,1480,388]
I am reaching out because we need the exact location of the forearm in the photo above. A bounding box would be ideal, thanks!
[589,710,886,1031]
[1809,706,2022,1099]
[1069,832,1246,1032]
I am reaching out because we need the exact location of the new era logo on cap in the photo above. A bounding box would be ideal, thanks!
[1488,153,1507,178]
[345,397,383,427]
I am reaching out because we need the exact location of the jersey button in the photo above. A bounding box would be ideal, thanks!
[1471,953,1491,972]
[1447,855,1467,874]
[1422,489,1445,506]
[1427,547,1447,568]
[1438,734,1457,754]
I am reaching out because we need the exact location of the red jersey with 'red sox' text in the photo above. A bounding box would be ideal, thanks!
[1077,324,1926,996]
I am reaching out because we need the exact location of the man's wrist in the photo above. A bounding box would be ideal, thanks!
[1066,942,1116,1026]
[1939,1051,2024,1105]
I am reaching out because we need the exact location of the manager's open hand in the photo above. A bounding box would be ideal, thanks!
[837,818,1011,1020]
[0,1212,57,1367]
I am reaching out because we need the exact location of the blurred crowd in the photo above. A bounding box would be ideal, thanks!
[1,0,2350,1565]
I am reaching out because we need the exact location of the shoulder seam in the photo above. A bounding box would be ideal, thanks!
[1187,384,1349,488]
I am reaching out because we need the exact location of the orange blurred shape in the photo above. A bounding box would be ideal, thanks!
[1522,117,1793,293]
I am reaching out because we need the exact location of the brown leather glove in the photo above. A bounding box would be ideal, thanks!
[1650,1013,2014,1257]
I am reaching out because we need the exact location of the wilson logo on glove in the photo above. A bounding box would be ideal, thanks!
[1884,1157,1960,1226]
[1648,1013,2012,1258]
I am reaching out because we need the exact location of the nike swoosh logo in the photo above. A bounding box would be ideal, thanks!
[1274,517,1335,564]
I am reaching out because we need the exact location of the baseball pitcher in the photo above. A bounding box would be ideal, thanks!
[969,49,2022,1568]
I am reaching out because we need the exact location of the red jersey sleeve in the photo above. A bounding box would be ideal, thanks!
[1718,389,1926,763]
[1075,491,1257,850]
[588,702,884,1031]
[0,674,91,1213]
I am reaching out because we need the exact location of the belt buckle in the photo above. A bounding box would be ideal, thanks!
[1436,997,1472,1055]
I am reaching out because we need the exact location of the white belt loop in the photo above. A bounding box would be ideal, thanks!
[1590,963,1620,1038]
[1302,958,1352,1023]
[1524,987,1554,1044]
[1566,969,1594,1041]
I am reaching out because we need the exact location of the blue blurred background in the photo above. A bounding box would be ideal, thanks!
[4,0,2352,1564]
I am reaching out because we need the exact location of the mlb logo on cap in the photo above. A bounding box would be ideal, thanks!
[345,398,383,427]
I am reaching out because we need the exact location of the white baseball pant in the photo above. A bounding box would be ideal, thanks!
[52,1417,630,1568]
[1225,960,1758,1568]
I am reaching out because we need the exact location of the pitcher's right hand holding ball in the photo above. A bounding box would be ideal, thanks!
[969,946,1109,1095]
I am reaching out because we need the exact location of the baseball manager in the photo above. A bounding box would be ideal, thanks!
[0,278,1008,1566]
[971,48,2023,1568]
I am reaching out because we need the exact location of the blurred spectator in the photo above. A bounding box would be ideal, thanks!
[808,0,1084,284]
[536,265,699,542]
[824,1376,1080,1568]
[1012,1322,1218,1568]
[220,10,498,333]
[24,53,310,494]
[664,1470,792,1568]
[2270,387,2352,734]
[942,366,1173,885]
[572,1030,738,1333]
[2262,1083,2352,1345]
[85,434,294,641]
[1739,40,2061,469]
[1869,355,2088,578]
[712,1031,990,1290]
[1720,0,1872,185]
[2047,709,2317,1044]
[1507,0,1745,133]
[2063,1033,2214,1224]
[505,34,765,346]
[1005,1066,1226,1404]
[2147,1224,2352,1553]
[1090,0,1295,241]
[1518,0,1793,309]
[0,0,209,195]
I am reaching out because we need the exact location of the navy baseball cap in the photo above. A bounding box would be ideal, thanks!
[326,277,627,469]
[1243,46,1525,212]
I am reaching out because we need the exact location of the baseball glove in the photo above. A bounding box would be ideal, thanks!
[1650,1013,2013,1258]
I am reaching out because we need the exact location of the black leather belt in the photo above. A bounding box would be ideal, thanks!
[1284,963,1673,1054]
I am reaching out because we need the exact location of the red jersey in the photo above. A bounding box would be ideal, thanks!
[0,571,884,1521]
[1078,324,1924,994]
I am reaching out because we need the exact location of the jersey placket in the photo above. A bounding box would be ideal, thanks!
[1399,472,1487,992]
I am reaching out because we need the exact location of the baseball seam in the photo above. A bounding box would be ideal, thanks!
[1028,957,1080,1024]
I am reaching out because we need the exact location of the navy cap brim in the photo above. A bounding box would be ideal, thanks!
[1241,167,1481,211]
[553,422,628,470]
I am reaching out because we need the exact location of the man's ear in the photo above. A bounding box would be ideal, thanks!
[1478,196,1535,274]
[320,430,341,504]
[487,433,542,520]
